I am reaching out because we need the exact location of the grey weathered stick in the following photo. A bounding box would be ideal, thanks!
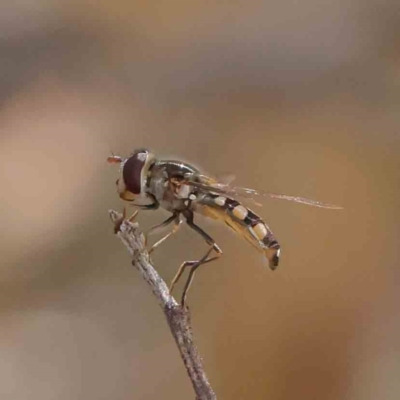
[109,210,217,400]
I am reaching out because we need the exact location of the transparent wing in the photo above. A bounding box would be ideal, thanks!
[184,174,343,210]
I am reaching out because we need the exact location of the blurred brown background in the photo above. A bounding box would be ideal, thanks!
[1,1,399,399]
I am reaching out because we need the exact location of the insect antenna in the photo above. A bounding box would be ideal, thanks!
[107,153,123,164]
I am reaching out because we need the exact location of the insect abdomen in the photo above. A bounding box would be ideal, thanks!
[196,194,280,269]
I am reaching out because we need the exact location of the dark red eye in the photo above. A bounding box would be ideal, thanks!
[122,151,147,194]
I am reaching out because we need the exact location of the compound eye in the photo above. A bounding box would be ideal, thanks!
[122,151,148,194]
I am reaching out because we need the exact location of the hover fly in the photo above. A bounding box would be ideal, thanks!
[108,149,342,305]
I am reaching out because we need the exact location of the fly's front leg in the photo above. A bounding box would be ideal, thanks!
[132,203,159,211]
[126,193,160,211]
[113,195,160,233]
[146,212,181,254]
[112,207,140,233]
[169,210,223,306]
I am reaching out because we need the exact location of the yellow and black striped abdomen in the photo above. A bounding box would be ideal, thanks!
[195,193,280,269]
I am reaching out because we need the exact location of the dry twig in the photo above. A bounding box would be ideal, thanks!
[109,210,216,400]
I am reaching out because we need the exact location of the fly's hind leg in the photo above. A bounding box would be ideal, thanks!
[169,210,223,306]
[169,247,220,296]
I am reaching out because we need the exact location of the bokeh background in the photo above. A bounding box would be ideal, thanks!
[1,1,399,399]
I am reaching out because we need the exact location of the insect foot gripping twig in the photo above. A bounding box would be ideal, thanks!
[108,210,217,400]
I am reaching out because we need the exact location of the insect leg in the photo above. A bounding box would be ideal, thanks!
[147,212,180,236]
[131,202,159,211]
[180,252,221,306]
[112,206,139,233]
[127,209,139,222]
[127,193,160,211]
[170,210,222,305]
[169,249,221,297]
[113,197,159,234]
[147,213,182,254]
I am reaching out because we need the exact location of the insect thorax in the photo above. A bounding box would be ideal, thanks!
[147,160,199,212]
